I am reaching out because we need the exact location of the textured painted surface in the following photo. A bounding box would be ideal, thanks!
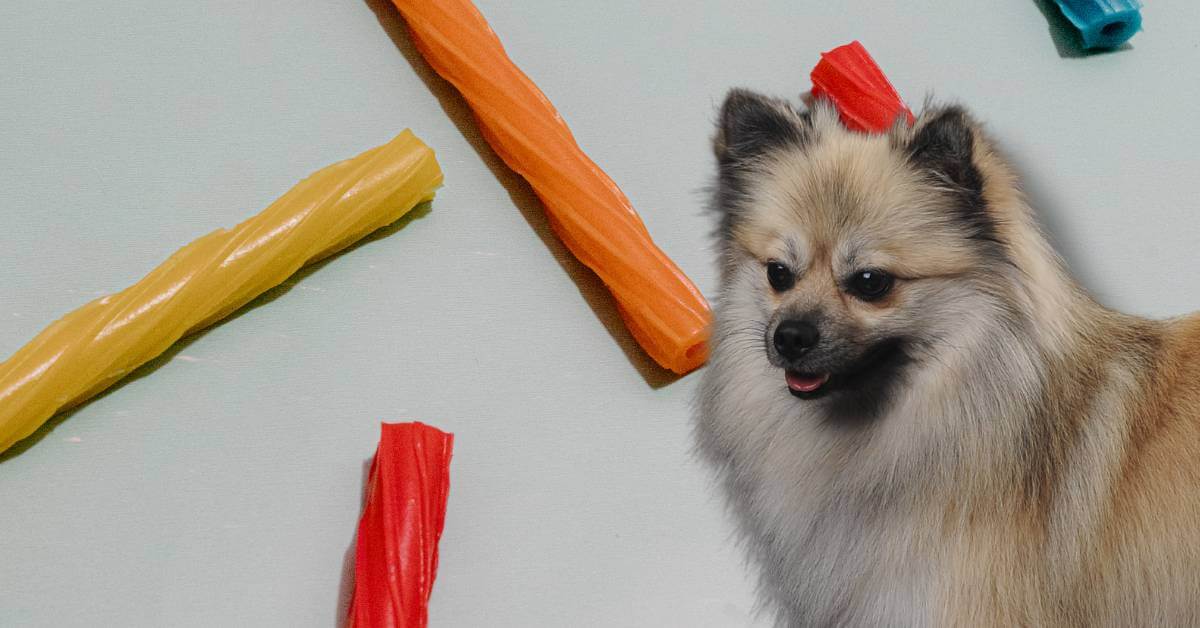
[0,1,1198,627]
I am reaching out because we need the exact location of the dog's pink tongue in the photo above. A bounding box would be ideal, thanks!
[786,371,830,393]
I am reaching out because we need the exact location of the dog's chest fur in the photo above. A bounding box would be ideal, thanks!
[747,453,940,626]
[695,305,1051,626]
[700,364,943,626]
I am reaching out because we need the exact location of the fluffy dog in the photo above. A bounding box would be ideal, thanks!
[694,90,1200,626]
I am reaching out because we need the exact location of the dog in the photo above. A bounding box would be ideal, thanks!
[693,90,1200,626]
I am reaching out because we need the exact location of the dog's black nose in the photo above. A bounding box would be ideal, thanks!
[773,320,819,359]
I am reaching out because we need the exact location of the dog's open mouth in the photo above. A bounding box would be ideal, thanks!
[785,371,831,398]
[782,340,909,401]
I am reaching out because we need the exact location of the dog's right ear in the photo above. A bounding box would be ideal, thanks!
[714,89,809,165]
[713,90,808,236]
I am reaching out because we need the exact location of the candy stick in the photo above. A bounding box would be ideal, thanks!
[0,131,443,454]
[349,422,454,628]
[389,0,711,375]
[810,41,913,134]
[1051,0,1143,49]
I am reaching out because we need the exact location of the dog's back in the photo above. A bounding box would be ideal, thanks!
[1084,313,1200,625]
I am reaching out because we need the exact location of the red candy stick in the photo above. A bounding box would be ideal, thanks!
[349,422,454,628]
[810,41,914,133]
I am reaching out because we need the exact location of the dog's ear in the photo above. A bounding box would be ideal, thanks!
[906,107,984,201]
[712,90,808,236]
[905,107,993,241]
[715,89,809,164]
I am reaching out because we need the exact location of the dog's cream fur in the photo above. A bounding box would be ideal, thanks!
[695,94,1200,626]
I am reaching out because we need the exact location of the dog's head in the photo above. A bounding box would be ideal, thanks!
[711,90,1016,419]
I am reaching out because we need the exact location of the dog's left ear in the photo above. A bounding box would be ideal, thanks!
[905,107,996,242]
[905,107,984,201]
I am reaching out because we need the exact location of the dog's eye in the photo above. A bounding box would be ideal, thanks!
[847,270,894,301]
[766,261,795,292]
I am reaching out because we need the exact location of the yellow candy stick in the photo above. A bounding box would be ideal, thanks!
[0,130,442,453]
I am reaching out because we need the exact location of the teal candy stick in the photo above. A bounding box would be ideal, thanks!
[1053,0,1143,49]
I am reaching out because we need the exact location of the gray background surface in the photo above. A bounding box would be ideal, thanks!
[1,1,1197,626]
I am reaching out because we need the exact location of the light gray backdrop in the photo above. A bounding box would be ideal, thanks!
[1,1,1197,626]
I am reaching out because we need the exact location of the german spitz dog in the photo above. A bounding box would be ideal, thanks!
[694,90,1200,626]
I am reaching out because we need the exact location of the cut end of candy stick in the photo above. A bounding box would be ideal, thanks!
[1053,0,1143,49]
[810,41,913,134]
[349,422,454,628]
[614,298,708,375]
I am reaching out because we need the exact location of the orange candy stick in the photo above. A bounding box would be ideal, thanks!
[389,0,710,375]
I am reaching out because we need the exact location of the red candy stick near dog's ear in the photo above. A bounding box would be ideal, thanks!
[810,41,914,133]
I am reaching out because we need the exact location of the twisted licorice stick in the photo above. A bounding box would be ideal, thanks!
[0,131,442,453]
[391,0,711,375]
